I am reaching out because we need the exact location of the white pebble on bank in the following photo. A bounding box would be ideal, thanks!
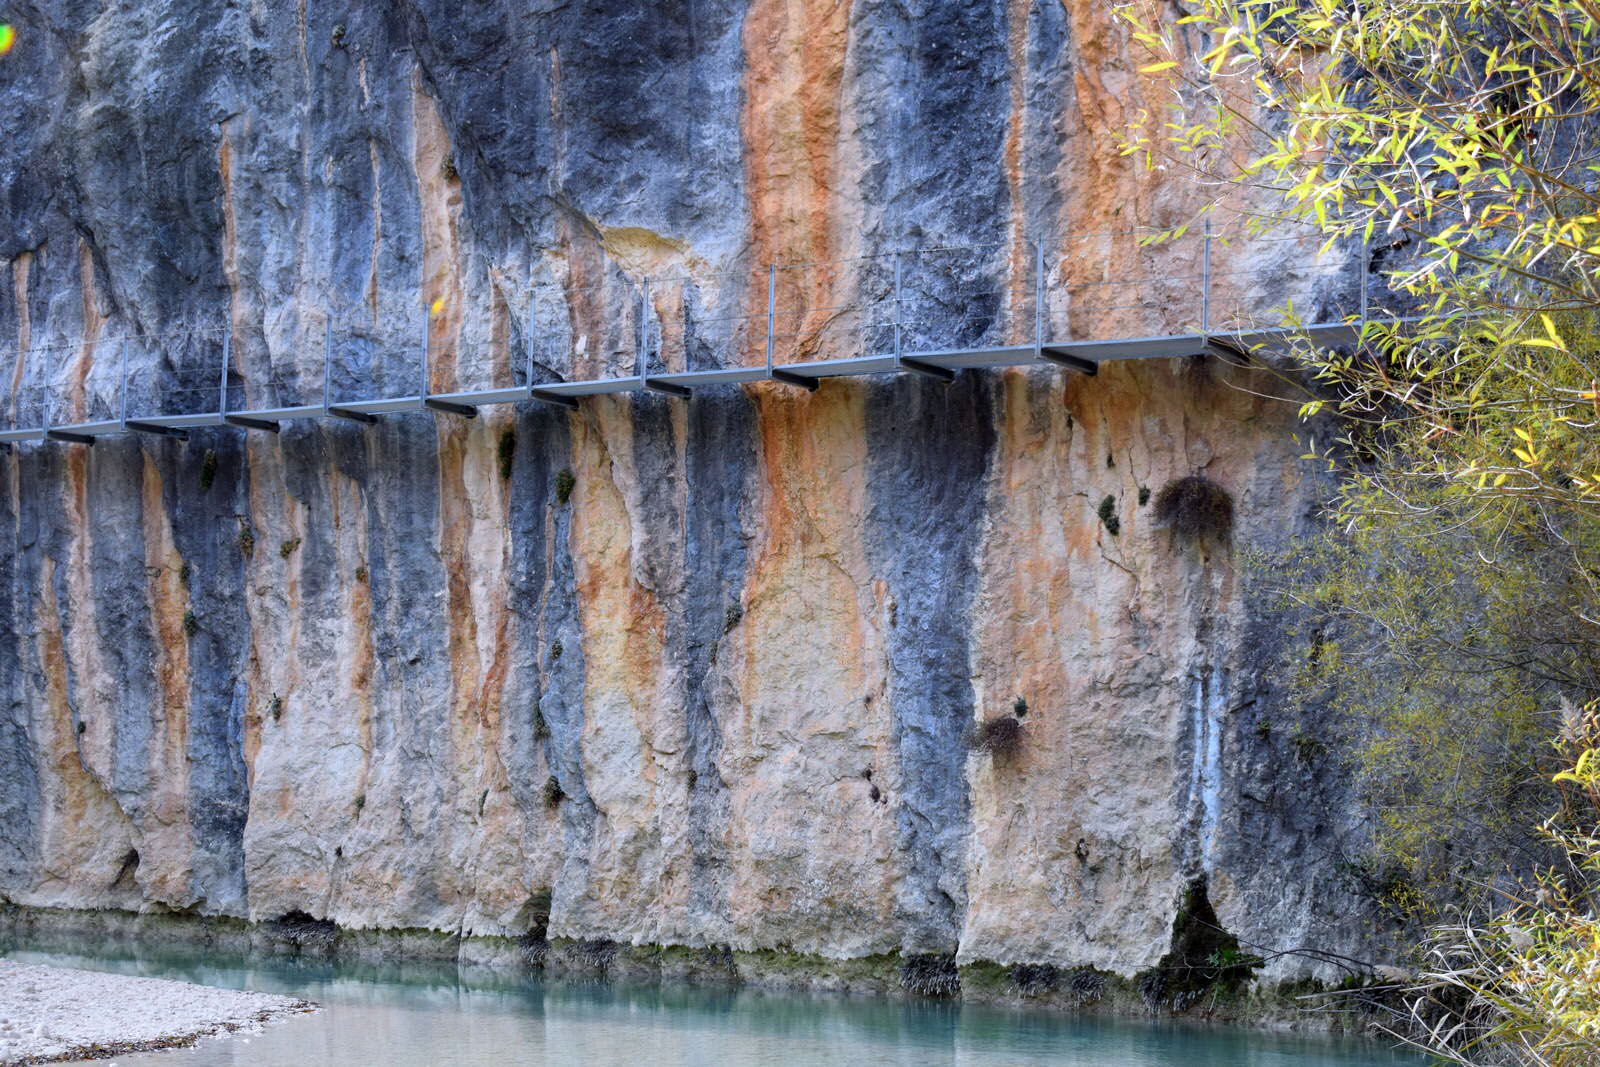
[0,958,314,1065]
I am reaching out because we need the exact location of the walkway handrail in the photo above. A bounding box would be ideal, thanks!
[1,224,1377,447]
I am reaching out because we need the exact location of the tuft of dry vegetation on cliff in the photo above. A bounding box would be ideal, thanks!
[1153,475,1233,541]
[968,714,1023,758]
[900,955,960,998]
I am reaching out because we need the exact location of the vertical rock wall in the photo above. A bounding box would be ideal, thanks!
[0,0,1378,982]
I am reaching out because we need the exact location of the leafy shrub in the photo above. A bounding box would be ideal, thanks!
[969,715,1024,757]
[199,449,217,493]
[1153,475,1234,541]
[542,776,564,808]
[440,154,458,180]
[1097,494,1121,535]
[555,468,575,504]
[183,610,198,637]
[238,521,255,557]
[279,538,301,560]
[1291,728,1324,767]
[1383,736,1600,1063]
[723,603,743,634]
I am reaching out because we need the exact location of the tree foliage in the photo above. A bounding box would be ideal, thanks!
[1118,0,1600,1057]
[1390,727,1600,1065]
[1119,0,1600,515]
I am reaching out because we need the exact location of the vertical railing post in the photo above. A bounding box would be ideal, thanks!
[1034,239,1045,358]
[220,325,230,415]
[893,251,904,368]
[765,264,777,377]
[323,314,333,412]
[119,339,129,426]
[1201,216,1213,337]
[420,308,431,406]
[636,282,648,388]
[1358,233,1369,332]
[525,289,536,394]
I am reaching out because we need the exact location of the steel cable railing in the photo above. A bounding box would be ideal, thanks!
[1,221,1399,443]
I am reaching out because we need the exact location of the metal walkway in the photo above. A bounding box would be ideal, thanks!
[1,224,1370,446]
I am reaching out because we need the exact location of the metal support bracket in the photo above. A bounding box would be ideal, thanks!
[1202,338,1250,365]
[1039,348,1099,376]
[224,414,280,433]
[46,429,95,445]
[328,407,378,425]
[898,357,957,383]
[529,389,579,411]
[424,398,477,419]
[125,420,189,440]
[771,368,819,392]
[643,378,691,400]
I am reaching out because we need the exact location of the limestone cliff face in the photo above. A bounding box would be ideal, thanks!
[0,0,1376,984]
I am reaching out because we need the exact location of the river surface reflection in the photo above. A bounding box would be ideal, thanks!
[1,940,1426,1066]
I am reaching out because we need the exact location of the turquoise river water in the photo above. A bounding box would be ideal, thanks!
[1,942,1428,1066]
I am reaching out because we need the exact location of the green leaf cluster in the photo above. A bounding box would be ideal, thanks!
[1121,0,1600,1057]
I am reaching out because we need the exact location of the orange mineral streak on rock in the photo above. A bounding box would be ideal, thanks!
[320,467,396,925]
[331,471,375,796]
[137,452,195,904]
[412,71,464,391]
[565,398,691,941]
[434,410,517,771]
[742,0,852,265]
[732,5,900,953]
[238,433,328,914]
[69,239,104,422]
[557,226,626,383]
[32,555,139,908]
[962,356,1284,969]
[1048,0,1207,338]
[1003,0,1031,339]
[723,383,899,954]
[9,250,31,418]
[410,75,526,925]
[60,448,111,784]
[741,0,853,327]
[218,119,246,383]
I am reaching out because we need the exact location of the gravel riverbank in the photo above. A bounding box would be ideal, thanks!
[0,959,314,1064]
